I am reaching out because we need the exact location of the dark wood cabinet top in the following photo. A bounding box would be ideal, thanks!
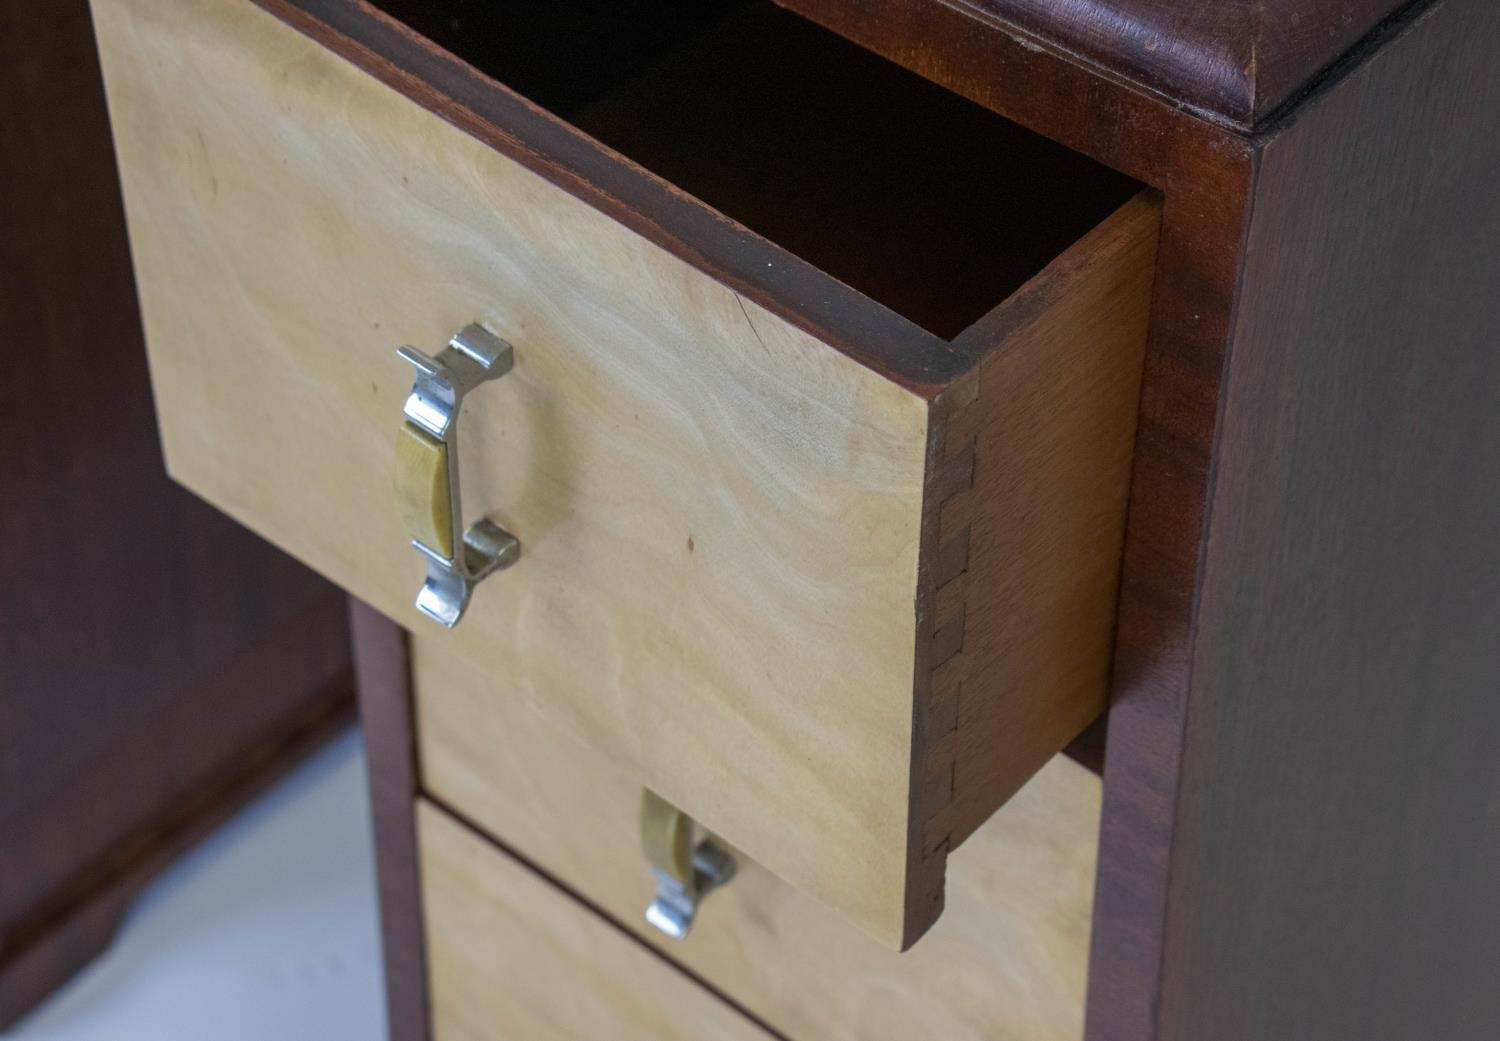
[803,0,1408,128]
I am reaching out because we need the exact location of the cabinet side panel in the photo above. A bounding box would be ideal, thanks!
[1165,1,1500,1038]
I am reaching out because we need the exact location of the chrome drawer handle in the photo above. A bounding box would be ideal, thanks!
[639,789,736,939]
[394,323,520,628]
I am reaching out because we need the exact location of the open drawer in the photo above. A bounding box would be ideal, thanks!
[92,0,1157,948]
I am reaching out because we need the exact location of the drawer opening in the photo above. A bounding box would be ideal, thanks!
[366,0,1141,340]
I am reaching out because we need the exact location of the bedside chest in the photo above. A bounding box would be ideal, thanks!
[89,0,1500,1038]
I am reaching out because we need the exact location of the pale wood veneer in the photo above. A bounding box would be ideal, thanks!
[93,0,1155,947]
[415,638,1100,1041]
[418,802,776,1041]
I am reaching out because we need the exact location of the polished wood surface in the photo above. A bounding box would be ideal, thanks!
[415,638,1100,1041]
[753,5,1493,1039]
[731,21,1260,1026]
[253,0,956,393]
[1143,0,1500,1037]
[85,0,1498,1036]
[94,0,926,949]
[95,0,1153,948]
[246,0,1177,799]
[240,6,1266,1010]
[0,0,353,1023]
[418,802,778,1041]
[787,0,1408,128]
[259,0,1146,386]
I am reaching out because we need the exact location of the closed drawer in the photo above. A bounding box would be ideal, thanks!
[94,0,1155,947]
[415,639,1099,1041]
[418,801,775,1041]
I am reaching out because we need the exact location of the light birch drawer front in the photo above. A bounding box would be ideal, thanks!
[93,0,1157,948]
[418,803,776,1041]
[415,639,1100,1041]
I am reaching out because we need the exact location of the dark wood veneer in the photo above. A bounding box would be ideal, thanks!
[911,0,1407,129]
[0,0,355,1023]
[768,9,1258,1037]
[1159,0,1500,1036]
[0,647,353,1028]
[348,601,431,1041]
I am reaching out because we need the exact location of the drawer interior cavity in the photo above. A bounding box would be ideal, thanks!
[367,0,1141,339]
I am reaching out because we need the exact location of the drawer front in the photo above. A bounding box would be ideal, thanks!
[95,0,928,946]
[415,639,1099,1041]
[93,0,1154,947]
[418,801,775,1041]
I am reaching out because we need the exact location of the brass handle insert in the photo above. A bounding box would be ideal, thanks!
[395,324,519,627]
[640,789,736,939]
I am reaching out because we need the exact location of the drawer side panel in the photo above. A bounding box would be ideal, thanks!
[918,195,1159,859]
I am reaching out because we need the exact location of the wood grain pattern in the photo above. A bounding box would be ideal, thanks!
[723,17,1260,1018]
[255,0,963,393]
[920,194,1159,861]
[221,6,1265,1012]
[783,4,1493,1038]
[1154,0,1500,1037]
[942,0,1407,128]
[418,802,778,1041]
[95,0,1154,949]
[414,638,1100,1041]
[92,0,927,949]
[212,1,1500,1038]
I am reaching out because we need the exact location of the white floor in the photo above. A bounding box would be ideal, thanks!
[5,728,387,1041]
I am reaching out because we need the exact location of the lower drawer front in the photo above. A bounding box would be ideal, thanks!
[418,802,773,1041]
[415,640,1099,1041]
